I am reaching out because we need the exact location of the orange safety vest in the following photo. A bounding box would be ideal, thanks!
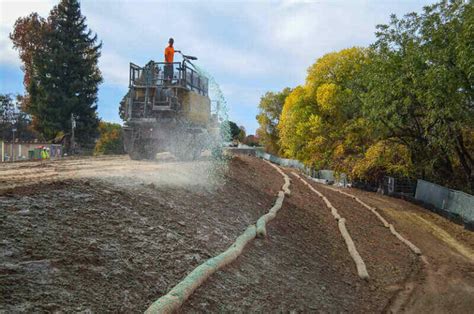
[165,46,174,63]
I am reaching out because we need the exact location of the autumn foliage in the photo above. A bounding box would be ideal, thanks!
[94,122,124,155]
[257,0,473,193]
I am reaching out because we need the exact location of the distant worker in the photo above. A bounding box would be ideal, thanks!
[41,147,49,160]
[164,38,181,83]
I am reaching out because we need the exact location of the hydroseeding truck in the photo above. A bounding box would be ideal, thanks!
[119,53,219,160]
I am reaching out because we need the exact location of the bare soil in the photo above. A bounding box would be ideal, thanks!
[1,156,281,312]
[1,155,473,312]
[183,170,418,313]
[346,188,474,313]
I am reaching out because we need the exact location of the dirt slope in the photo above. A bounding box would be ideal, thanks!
[183,170,418,312]
[1,155,473,312]
[1,156,281,312]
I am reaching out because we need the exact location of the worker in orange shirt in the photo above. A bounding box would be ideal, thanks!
[164,38,181,83]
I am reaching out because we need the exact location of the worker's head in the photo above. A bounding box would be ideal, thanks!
[168,38,174,46]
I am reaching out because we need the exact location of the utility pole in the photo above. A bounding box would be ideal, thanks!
[71,114,76,155]
[11,127,16,162]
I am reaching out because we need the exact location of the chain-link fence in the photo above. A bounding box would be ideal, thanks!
[382,176,417,197]
[317,170,335,182]
[255,151,349,186]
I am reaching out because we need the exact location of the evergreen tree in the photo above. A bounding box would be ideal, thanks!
[28,0,102,148]
[221,121,242,141]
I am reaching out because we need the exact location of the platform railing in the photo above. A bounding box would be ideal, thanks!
[129,61,208,96]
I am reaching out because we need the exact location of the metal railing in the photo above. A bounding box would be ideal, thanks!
[129,61,208,96]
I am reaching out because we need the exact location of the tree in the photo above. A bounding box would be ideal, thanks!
[256,88,292,155]
[352,140,413,183]
[0,94,39,141]
[221,120,243,141]
[10,13,48,93]
[243,134,260,147]
[10,13,49,116]
[278,47,370,172]
[278,86,312,161]
[237,125,246,142]
[363,0,474,192]
[11,0,102,148]
[94,122,124,155]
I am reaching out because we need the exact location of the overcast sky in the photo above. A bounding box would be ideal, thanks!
[0,0,433,133]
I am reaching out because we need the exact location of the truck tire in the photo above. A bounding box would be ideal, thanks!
[171,132,204,161]
[129,149,143,160]
[173,145,201,161]
[128,139,158,160]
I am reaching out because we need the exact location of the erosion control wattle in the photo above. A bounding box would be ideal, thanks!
[256,160,291,237]
[323,185,422,256]
[145,225,257,314]
[291,172,370,280]
[145,161,291,313]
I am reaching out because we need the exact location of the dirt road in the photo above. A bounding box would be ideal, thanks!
[348,188,474,313]
[1,155,473,312]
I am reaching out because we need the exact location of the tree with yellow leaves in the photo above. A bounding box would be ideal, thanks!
[264,0,473,192]
[279,47,371,173]
[94,122,124,155]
